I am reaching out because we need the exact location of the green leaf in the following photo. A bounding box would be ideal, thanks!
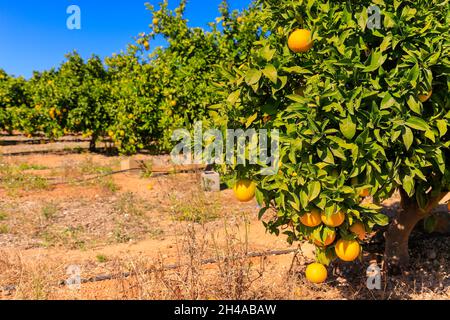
[262,64,278,84]
[340,117,357,140]
[255,188,264,206]
[360,203,382,210]
[261,46,276,61]
[363,50,387,72]
[425,129,436,143]
[436,120,448,137]
[402,127,414,150]
[245,69,262,86]
[408,64,420,87]
[406,117,430,131]
[227,90,240,105]
[307,181,321,202]
[282,66,312,74]
[245,113,258,128]
[381,92,396,110]
[299,189,309,209]
[407,96,422,115]
[371,213,389,226]
[258,207,268,220]
[402,175,415,196]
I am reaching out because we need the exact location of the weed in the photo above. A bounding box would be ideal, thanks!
[0,224,9,234]
[80,158,113,175]
[96,254,109,263]
[0,211,7,221]
[0,164,49,193]
[116,192,143,216]
[98,177,119,193]
[170,191,220,224]
[148,228,164,239]
[18,163,49,171]
[42,203,58,220]
[113,226,132,243]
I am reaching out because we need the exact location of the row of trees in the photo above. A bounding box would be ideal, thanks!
[0,0,258,154]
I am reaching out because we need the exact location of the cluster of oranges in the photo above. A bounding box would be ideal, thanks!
[232,178,365,284]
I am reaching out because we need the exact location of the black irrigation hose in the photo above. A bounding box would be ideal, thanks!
[1,248,298,292]
[0,166,205,187]
[48,168,140,186]
[61,248,298,286]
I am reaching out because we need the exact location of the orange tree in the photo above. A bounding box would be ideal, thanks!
[136,0,262,152]
[24,69,62,138]
[105,47,160,155]
[0,69,30,134]
[218,0,449,274]
[66,54,111,150]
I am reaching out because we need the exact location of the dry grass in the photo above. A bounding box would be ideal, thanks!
[0,151,448,300]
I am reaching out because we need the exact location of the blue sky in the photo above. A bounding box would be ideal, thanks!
[0,0,251,78]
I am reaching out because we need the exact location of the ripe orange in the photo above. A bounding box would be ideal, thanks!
[349,222,366,241]
[335,239,361,262]
[419,90,432,103]
[305,263,327,284]
[360,189,370,198]
[288,29,313,53]
[152,18,159,25]
[300,209,322,227]
[233,179,256,202]
[321,211,345,227]
[314,231,336,247]
[237,17,243,24]
[170,100,177,107]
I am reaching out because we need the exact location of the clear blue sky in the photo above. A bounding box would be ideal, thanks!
[0,0,250,78]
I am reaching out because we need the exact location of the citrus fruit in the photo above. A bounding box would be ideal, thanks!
[300,209,322,227]
[288,29,313,53]
[419,90,432,103]
[360,189,370,198]
[314,231,336,247]
[233,179,256,202]
[305,263,327,284]
[349,222,366,241]
[321,211,345,227]
[335,239,361,262]
[152,18,159,25]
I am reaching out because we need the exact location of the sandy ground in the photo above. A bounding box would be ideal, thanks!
[0,138,449,300]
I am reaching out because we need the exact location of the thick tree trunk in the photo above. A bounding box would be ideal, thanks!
[89,135,97,152]
[384,189,445,274]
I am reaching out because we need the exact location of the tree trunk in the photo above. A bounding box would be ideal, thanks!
[384,188,445,274]
[89,134,97,152]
